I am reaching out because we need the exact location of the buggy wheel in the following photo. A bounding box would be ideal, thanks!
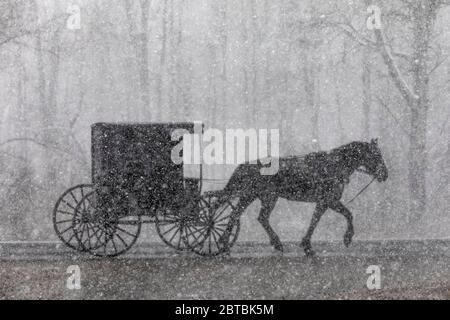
[53,184,93,251]
[185,195,240,256]
[155,209,190,251]
[74,191,142,257]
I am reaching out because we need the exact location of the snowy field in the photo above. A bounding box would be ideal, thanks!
[1,240,449,299]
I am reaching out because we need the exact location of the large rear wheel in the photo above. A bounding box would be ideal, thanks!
[53,184,93,251]
[74,190,142,257]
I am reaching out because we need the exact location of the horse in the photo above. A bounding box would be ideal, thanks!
[216,139,388,256]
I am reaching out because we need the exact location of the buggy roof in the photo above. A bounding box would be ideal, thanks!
[91,122,200,128]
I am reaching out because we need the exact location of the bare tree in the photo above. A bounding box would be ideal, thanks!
[124,0,152,119]
[327,0,450,222]
[373,0,446,222]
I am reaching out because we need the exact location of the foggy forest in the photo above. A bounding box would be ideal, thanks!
[0,0,449,244]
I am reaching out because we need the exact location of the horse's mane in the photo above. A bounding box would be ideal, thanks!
[303,141,367,162]
[277,141,369,166]
[293,141,367,183]
[329,141,369,159]
[304,150,328,165]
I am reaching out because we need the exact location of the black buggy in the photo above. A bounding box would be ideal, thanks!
[53,122,240,257]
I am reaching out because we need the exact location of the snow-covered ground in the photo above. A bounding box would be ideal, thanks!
[1,240,449,299]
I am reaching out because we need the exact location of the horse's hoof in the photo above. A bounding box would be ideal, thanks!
[218,240,230,255]
[300,238,311,249]
[273,243,284,253]
[344,238,351,247]
[217,246,230,256]
[304,248,316,258]
[343,231,354,247]
[300,239,315,257]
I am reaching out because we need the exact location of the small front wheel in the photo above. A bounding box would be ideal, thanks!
[155,208,191,251]
[185,194,240,256]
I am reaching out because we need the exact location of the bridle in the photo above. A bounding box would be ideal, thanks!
[355,167,371,175]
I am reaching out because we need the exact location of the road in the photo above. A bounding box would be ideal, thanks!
[1,240,450,299]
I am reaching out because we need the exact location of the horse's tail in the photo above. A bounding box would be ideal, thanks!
[203,163,247,204]
[202,164,245,208]
[206,162,261,209]
[220,162,261,201]
[205,169,239,209]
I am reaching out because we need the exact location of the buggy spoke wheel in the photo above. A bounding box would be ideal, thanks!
[53,184,93,251]
[186,195,240,256]
[74,191,141,257]
[155,209,190,251]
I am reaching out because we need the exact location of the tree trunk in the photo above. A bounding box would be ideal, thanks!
[219,1,228,122]
[407,1,435,222]
[333,66,346,144]
[362,47,371,139]
[250,0,257,125]
[138,0,151,119]
[373,0,438,223]
[157,0,168,120]
[303,56,319,150]
[47,29,60,118]
[36,33,46,116]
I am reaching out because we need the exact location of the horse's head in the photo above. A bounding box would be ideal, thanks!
[362,139,388,182]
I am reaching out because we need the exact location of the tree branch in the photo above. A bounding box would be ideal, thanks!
[323,20,411,61]
[374,28,419,105]
[429,54,449,75]
[0,137,88,166]
[376,96,411,137]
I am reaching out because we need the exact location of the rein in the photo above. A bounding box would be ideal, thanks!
[201,164,379,205]
[345,176,376,206]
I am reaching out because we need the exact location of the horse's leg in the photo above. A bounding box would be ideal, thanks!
[300,202,328,257]
[218,196,254,253]
[257,196,283,252]
[329,201,354,247]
